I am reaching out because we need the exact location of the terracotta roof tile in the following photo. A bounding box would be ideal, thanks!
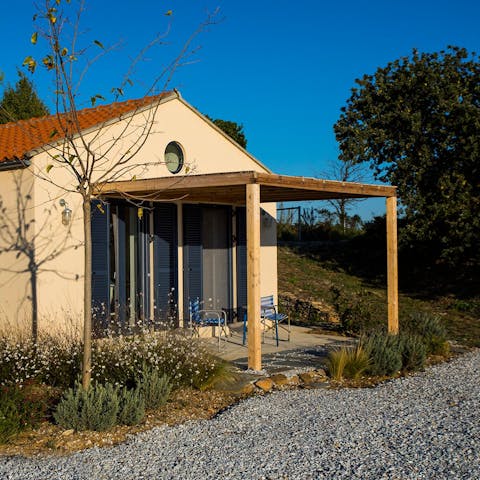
[0,93,171,163]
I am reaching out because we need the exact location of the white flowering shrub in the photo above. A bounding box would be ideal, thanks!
[0,330,225,390]
[91,332,225,389]
[0,335,82,388]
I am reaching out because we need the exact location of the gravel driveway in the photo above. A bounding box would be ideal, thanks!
[1,350,479,480]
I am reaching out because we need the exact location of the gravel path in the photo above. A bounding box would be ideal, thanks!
[1,350,479,480]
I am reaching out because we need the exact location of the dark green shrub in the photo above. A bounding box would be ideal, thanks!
[400,334,427,372]
[330,286,380,334]
[54,383,119,431]
[0,383,48,443]
[117,387,145,426]
[403,312,449,355]
[0,393,22,443]
[136,365,171,410]
[364,332,402,376]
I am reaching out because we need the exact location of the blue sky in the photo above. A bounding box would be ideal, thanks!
[1,0,479,218]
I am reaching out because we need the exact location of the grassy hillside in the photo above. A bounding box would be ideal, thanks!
[278,245,480,347]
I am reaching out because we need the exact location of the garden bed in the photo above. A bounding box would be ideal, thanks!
[0,388,237,457]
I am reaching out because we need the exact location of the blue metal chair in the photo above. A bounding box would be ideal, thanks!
[189,298,228,349]
[243,295,290,347]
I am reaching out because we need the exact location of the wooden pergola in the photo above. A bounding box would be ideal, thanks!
[95,171,398,371]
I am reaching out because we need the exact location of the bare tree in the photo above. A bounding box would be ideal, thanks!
[319,159,367,233]
[14,0,218,388]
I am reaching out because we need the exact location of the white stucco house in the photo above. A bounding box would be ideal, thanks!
[0,91,398,369]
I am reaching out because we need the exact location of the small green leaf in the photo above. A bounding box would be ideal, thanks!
[93,40,104,49]
[42,55,55,70]
[127,78,134,86]
[111,87,124,97]
[31,32,38,45]
[46,164,53,173]
[23,56,37,73]
[49,128,58,138]
[61,47,68,56]
[90,94,105,106]
[165,9,173,16]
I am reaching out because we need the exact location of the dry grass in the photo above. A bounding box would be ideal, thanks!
[327,345,371,380]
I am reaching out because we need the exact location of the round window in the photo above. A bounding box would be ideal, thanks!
[164,141,184,174]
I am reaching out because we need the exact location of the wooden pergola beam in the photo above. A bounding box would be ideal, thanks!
[94,171,397,202]
[386,196,399,334]
[246,183,262,371]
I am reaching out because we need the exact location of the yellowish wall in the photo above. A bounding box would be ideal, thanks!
[0,168,36,332]
[0,96,278,331]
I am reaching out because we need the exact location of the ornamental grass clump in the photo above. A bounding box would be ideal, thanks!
[327,344,371,380]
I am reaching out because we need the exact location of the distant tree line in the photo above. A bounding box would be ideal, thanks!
[277,205,364,242]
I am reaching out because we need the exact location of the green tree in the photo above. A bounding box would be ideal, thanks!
[0,72,49,123]
[206,116,247,149]
[334,46,480,270]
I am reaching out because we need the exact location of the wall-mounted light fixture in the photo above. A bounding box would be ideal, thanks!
[59,199,72,226]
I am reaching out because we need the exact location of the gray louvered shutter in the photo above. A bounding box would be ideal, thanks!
[236,207,247,322]
[183,204,202,319]
[153,203,178,324]
[91,200,110,331]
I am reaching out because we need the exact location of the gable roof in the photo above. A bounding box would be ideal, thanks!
[0,92,173,163]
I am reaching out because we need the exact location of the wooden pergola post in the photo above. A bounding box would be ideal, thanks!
[246,183,261,370]
[386,196,399,334]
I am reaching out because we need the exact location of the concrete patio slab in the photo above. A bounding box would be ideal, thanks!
[204,322,353,374]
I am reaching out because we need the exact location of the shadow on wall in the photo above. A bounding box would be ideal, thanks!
[261,208,277,247]
[0,170,81,341]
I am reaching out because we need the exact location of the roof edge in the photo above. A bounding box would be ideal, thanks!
[0,158,31,172]
[25,91,179,159]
